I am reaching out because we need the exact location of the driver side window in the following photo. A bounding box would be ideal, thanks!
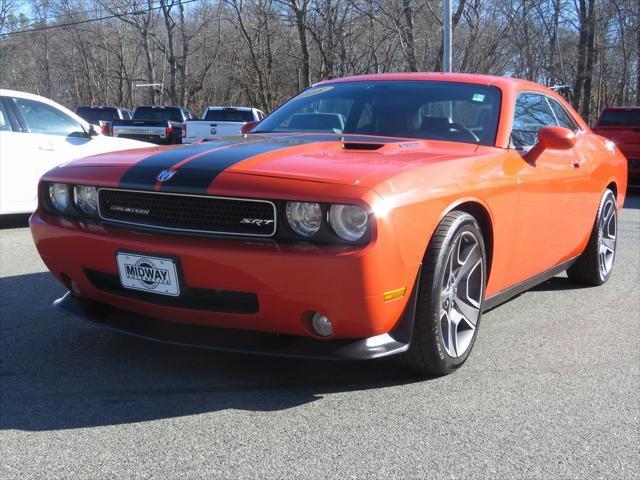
[511,93,557,148]
[11,97,84,137]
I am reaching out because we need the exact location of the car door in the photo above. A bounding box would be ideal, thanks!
[546,96,599,246]
[0,97,35,214]
[9,96,90,211]
[507,92,585,283]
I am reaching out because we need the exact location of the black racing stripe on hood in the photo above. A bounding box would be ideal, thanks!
[118,140,232,190]
[156,134,342,194]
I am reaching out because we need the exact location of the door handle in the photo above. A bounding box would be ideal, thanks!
[38,144,55,151]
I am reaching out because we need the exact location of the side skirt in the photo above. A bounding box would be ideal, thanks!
[483,256,579,312]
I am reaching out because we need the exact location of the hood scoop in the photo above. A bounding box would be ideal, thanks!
[341,142,385,151]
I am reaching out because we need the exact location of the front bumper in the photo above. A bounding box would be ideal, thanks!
[54,275,417,359]
[31,210,419,342]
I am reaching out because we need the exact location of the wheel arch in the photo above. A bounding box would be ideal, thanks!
[440,199,495,282]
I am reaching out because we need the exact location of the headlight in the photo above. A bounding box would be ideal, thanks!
[329,204,368,241]
[48,183,69,211]
[74,185,98,215]
[285,202,322,237]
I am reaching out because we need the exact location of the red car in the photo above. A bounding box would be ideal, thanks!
[593,107,640,185]
[30,73,627,376]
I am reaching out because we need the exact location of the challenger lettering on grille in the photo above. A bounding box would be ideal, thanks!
[110,205,150,215]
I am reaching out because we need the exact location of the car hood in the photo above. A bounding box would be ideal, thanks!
[49,133,482,194]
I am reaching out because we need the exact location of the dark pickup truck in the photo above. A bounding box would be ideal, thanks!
[111,106,195,144]
[75,106,132,136]
[593,107,640,185]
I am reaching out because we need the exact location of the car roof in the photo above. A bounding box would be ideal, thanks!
[135,105,184,109]
[317,72,553,94]
[77,105,122,110]
[206,106,255,111]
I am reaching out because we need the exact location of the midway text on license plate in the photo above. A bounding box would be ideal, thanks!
[116,252,180,296]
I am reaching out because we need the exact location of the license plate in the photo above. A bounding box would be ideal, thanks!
[116,252,180,296]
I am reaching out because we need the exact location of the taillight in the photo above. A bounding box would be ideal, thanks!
[181,123,186,138]
[100,123,108,135]
[166,124,173,137]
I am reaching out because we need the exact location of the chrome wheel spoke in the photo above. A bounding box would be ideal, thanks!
[450,307,475,358]
[449,235,463,276]
[441,310,458,357]
[454,295,480,327]
[603,203,615,227]
[457,243,481,281]
[601,236,616,253]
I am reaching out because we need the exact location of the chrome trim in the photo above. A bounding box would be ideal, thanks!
[97,188,277,238]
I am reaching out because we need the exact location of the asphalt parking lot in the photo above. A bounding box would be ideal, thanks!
[1,194,638,479]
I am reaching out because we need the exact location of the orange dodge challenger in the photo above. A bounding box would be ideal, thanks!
[30,73,627,375]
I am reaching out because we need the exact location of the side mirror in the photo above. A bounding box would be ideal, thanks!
[537,126,576,150]
[527,126,576,161]
[241,120,259,134]
[87,124,100,137]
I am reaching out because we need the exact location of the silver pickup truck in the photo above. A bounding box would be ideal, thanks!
[182,106,265,144]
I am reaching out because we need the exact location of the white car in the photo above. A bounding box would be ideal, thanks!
[0,90,153,215]
[182,106,265,144]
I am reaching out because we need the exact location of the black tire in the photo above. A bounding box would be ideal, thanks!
[398,211,487,376]
[566,189,618,286]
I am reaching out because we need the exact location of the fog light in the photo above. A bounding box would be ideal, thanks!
[311,312,333,337]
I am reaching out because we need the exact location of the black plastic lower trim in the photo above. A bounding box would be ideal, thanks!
[84,269,259,314]
[483,256,578,311]
[55,266,420,361]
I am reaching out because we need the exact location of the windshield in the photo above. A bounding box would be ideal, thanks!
[76,107,120,123]
[254,81,501,146]
[598,109,640,127]
[134,107,183,122]
[204,109,254,122]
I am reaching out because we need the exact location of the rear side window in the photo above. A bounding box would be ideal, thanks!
[511,93,557,148]
[76,107,120,123]
[0,100,11,131]
[548,98,578,131]
[598,109,640,127]
[134,107,184,122]
[204,109,255,122]
[12,97,84,137]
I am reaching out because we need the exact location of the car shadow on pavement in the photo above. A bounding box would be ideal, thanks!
[1,272,423,432]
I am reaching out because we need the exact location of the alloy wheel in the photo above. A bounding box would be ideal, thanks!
[440,231,484,358]
[598,197,617,279]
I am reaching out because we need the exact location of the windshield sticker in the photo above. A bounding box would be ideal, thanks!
[296,86,334,99]
[472,93,485,102]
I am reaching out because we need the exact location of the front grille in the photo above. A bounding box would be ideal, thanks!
[98,188,276,237]
[85,269,260,314]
